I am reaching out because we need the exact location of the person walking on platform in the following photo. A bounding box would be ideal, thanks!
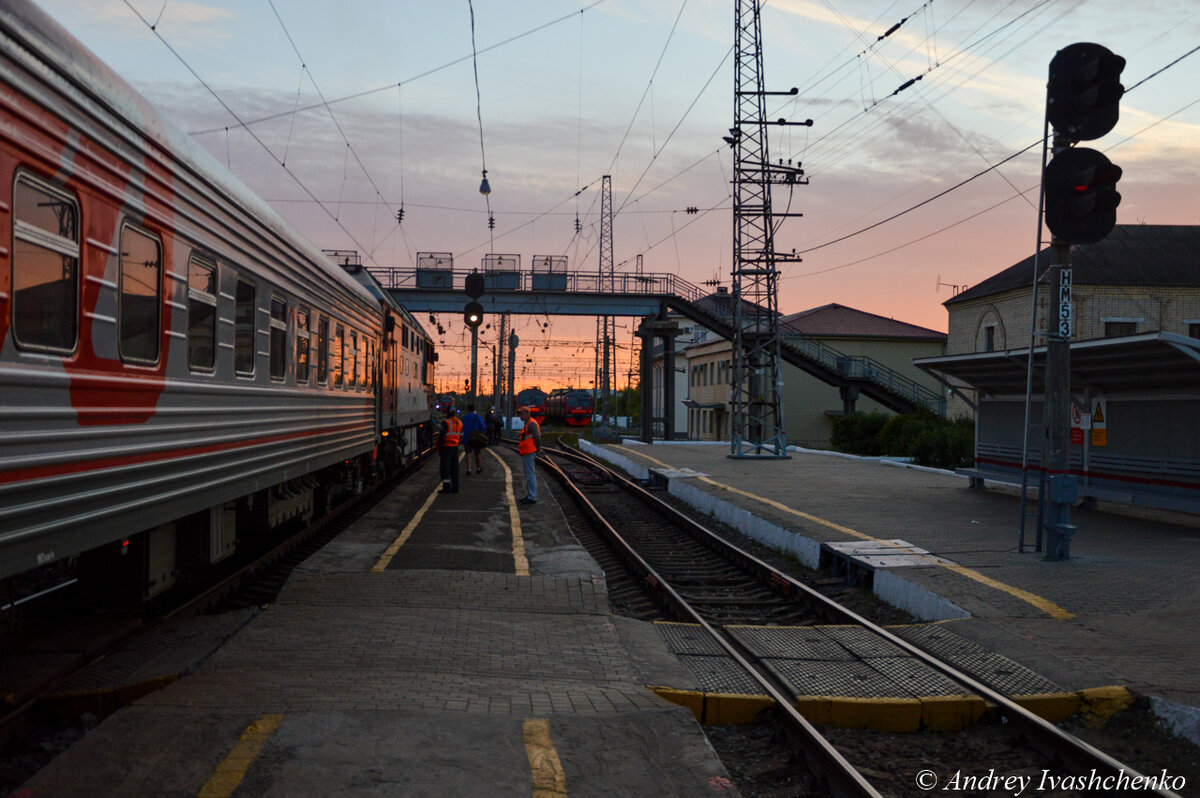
[461,404,487,475]
[517,405,541,505]
[437,407,462,493]
[485,407,501,444]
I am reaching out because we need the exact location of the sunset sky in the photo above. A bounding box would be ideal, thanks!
[34,0,1200,391]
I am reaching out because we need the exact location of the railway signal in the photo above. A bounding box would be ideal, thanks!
[1044,147,1122,245]
[464,301,484,329]
[1047,42,1125,143]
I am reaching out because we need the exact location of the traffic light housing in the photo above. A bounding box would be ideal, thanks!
[1044,147,1122,245]
[463,301,484,328]
[1047,42,1125,142]
[464,272,485,299]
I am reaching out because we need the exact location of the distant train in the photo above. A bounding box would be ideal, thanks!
[515,388,548,424]
[547,389,593,427]
[0,1,436,604]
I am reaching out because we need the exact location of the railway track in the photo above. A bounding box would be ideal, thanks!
[541,442,1183,798]
[0,450,433,751]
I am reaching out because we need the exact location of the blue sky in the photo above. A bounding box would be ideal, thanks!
[33,0,1200,388]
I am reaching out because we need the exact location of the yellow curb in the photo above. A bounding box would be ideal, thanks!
[793,695,833,726]
[1012,691,1083,723]
[705,692,775,726]
[648,686,705,722]
[1076,685,1133,727]
[829,696,923,732]
[918,695,989,731]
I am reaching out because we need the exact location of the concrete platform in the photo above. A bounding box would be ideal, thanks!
[583,440,1200,737]
[19,446,732,797]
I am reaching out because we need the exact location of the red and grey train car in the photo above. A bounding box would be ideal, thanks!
[515,387,548,424]
[546,388,593,426]
[0,1,435,603]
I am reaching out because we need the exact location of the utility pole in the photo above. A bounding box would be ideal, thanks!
[727,0,809,459]
[594,175,617,438]
[506,330,517,436]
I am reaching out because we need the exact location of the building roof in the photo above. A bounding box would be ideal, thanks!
[915,331,1200,396]
[781,304,946,340]
[947,224,1200,306]
[690,287,778,321]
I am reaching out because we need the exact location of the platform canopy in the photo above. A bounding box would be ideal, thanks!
[914,331,1200,397]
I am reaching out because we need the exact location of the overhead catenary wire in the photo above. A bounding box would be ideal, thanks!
[119,0,382,266]
[187,0,610,138]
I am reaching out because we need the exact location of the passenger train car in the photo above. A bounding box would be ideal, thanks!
[515,388,548,424]
[0,1,435,603]
[546,388,593,427]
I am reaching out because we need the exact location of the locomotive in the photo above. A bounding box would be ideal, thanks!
[515,388,548,424]
[0,1,436,604]
[546,388,594,427]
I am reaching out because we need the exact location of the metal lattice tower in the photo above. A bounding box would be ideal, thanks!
[593,175,618,435]
[728,0,808,458]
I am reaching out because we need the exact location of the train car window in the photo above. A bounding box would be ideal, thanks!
[317,315,328,384]
[118,223,162,364]
[12,173,80,353]
[186,255,217,370]
[296,307,311,384]
[348,329,358,388]
[234,278,255,376]
[333,324,344,388]
[269,295,287,381]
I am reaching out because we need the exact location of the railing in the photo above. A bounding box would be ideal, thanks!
[368,265,944,415]
[779,331,946,415]
[366,267,705,303]
[677,299,945,415]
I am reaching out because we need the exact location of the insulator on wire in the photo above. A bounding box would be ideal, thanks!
[396,205,405,223]
[488,215,495,230]
[574,215,581,233]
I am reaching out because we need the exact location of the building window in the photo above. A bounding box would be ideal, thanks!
[234,278,256,375]
[1103,319,1138,338]
[12,173,79,352]
[269,295,287,380]
[984,325,996,352]
[118,224,162,364]
[296,307,310,384]
[1187,322,1200,340]
[187,255,217,371]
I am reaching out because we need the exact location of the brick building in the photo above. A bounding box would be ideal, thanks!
[916,224,1200,512]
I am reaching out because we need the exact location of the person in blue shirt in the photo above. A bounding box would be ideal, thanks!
[460,404,487,475]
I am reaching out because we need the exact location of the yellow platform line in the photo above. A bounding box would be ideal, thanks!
[616,446,1075,620]
[523,717,568,797]
[197,713,283,797]
[489,448,530,576]
[371,483,440,572]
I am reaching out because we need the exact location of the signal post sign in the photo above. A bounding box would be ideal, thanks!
[1091,397,1108,447]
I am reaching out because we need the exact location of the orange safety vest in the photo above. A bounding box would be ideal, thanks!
[442,416,463,447]
[518,419,539,455]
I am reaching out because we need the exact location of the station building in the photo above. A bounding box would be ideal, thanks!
[916,224,1200,513]
[683,302,946,449]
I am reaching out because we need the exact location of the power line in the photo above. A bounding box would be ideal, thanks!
[119,0,381,266]
[187,0,610,137]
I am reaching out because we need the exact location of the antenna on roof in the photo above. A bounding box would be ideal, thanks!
[935,274,964,296]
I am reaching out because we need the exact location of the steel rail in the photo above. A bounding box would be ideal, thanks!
[538,447,883,798]
[546,443,1183,798]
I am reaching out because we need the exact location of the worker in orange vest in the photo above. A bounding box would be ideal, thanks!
[517,406,541,505]
[438,406,463,493]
